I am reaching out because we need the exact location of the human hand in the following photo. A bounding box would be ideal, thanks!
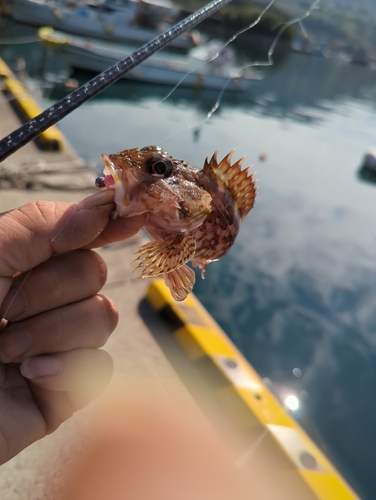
[0,191,146,464]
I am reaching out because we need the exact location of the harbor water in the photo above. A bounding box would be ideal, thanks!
[2,17,376,499]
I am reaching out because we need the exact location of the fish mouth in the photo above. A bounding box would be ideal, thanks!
[100,154,130,206]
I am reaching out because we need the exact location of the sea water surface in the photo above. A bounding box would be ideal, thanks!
[2,18,376,499]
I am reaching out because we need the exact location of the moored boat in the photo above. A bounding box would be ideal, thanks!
[38,27,263,91]
[8,0,197,50]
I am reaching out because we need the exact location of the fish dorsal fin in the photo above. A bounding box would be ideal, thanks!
[203,149,257,219]
[133,232,196,278]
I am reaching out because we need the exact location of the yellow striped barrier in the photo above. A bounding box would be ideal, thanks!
[0,57,64,151]
[146,279,359,500]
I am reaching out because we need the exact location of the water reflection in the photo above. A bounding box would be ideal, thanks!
[2,17,376,134]
[284,394,299,411]
[43,55,376,141]
[44,70,249,115]
[193,176,376,498]
[39,52,376,126]
[0,18,374,115]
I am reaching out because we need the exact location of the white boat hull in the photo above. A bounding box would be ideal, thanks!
[10,0,192,49]
[38,27,260,91]
[57,43,254,91]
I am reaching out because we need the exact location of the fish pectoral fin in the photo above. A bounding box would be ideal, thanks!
[164,265,196,301]
[133,233,196,278]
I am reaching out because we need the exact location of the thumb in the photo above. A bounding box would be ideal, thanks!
[0,190,114,305]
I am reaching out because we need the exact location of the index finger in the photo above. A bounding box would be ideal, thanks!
[0,191,146,306]
[0,199,103,306]
[0,191,116,307]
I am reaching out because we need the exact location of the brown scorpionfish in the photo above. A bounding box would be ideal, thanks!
[97,146,257,301]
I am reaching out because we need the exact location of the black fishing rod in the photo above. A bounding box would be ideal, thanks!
[0,0,233,162]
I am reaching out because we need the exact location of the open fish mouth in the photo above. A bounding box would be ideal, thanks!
[100,153,130,206]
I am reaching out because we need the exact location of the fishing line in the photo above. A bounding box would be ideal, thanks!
[0,0,319,387]
[37,0,321,256]
[158,0,321,144]
[0,2,359,482]
[297,19,309,39]
[0,170,100,322]
[0,0,234,163]
[155,0,276,106]
[0,94,19,106]
[235,428,270,468]
[0,86,47,108]
[237,0,321,74]
[0,0,237,319]
[155,0,324,462]
[0,35,40,44]
[0,269,33,324]
[234,395,299,468]
[0,3,369,483]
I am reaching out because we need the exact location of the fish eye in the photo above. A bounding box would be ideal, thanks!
[145,154,173,178]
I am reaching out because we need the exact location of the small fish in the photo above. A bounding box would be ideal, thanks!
[97,146,257,301]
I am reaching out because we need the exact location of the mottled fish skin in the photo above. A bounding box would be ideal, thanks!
[191,164,240,276]
[99,145,257,300]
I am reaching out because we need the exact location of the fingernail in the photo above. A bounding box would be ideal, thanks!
[77,190,115,210]
[0,328,30,361]
[0,287,27,319]
[21,356,62,379]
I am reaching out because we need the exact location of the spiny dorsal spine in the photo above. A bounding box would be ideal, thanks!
[203,149,257,219]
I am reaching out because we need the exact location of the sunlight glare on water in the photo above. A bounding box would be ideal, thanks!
[285,395,300,411]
